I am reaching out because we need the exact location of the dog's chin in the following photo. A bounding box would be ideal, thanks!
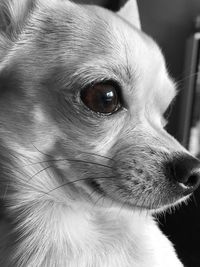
[84,183,191,214]
[108,195,189,216]
[119,196,189,214]
[149,195,190,214]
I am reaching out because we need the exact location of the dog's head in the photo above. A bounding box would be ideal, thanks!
[0,0,200,212]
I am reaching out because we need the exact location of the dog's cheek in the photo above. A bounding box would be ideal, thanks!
[0,67,33,144]
[28,105,63,151]
[0,69,61,153]
[92,123,126,155]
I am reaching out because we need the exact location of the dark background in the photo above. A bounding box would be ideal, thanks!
[74,0,200,266]
[137,1,200,267]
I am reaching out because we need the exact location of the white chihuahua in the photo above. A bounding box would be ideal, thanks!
[0,0,200,266]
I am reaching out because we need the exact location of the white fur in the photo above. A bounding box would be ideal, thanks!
[0,138,184,266]
[0,0,189,266]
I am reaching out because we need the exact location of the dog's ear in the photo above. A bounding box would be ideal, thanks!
[0,0,34,38]
[0,0,34,58]
[117,0,141,29]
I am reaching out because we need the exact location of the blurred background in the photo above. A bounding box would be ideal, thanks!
[74,0,200,266]
[137,2,200,267]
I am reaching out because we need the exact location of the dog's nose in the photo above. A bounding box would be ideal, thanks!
[167,155,200,194]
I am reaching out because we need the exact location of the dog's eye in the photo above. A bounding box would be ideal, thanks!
[80,82,121,114]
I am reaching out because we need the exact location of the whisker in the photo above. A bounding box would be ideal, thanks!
[175,71,199,87]
[3,147,28,162]
[31,143,115,163]
[21,158,113,170]
[78,151,115,162]
[45,176,115,196]
[5,167,52,198]
[192,193,198,208]
[27,165,54,183]
[32,143,52,158]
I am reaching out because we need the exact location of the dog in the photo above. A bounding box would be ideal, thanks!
[0,0,200,266]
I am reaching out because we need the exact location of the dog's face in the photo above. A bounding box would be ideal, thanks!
[0,0,200,212]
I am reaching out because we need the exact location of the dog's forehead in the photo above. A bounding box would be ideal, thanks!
[46,4,164,83]
[76,4,163,68]
[64,5,173,98]
[89,6,175,96]
[12,1,175,112]
[21,2,166,85]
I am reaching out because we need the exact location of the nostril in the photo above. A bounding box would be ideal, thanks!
[179,172,200,189]
[166,154,200,193]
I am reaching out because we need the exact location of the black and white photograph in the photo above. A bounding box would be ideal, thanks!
[0,0,200,266]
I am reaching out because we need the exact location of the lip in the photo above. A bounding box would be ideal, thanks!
[88,181,191,211]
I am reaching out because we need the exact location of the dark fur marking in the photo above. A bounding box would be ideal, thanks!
[0,67,22,97]
[87,179,105,195]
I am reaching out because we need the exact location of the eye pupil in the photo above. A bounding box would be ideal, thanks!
[80,83,120,114]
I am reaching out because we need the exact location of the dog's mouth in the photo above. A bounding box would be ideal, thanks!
[85,175,192,211]
[79,152,200,211]
[6,145,199,212]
